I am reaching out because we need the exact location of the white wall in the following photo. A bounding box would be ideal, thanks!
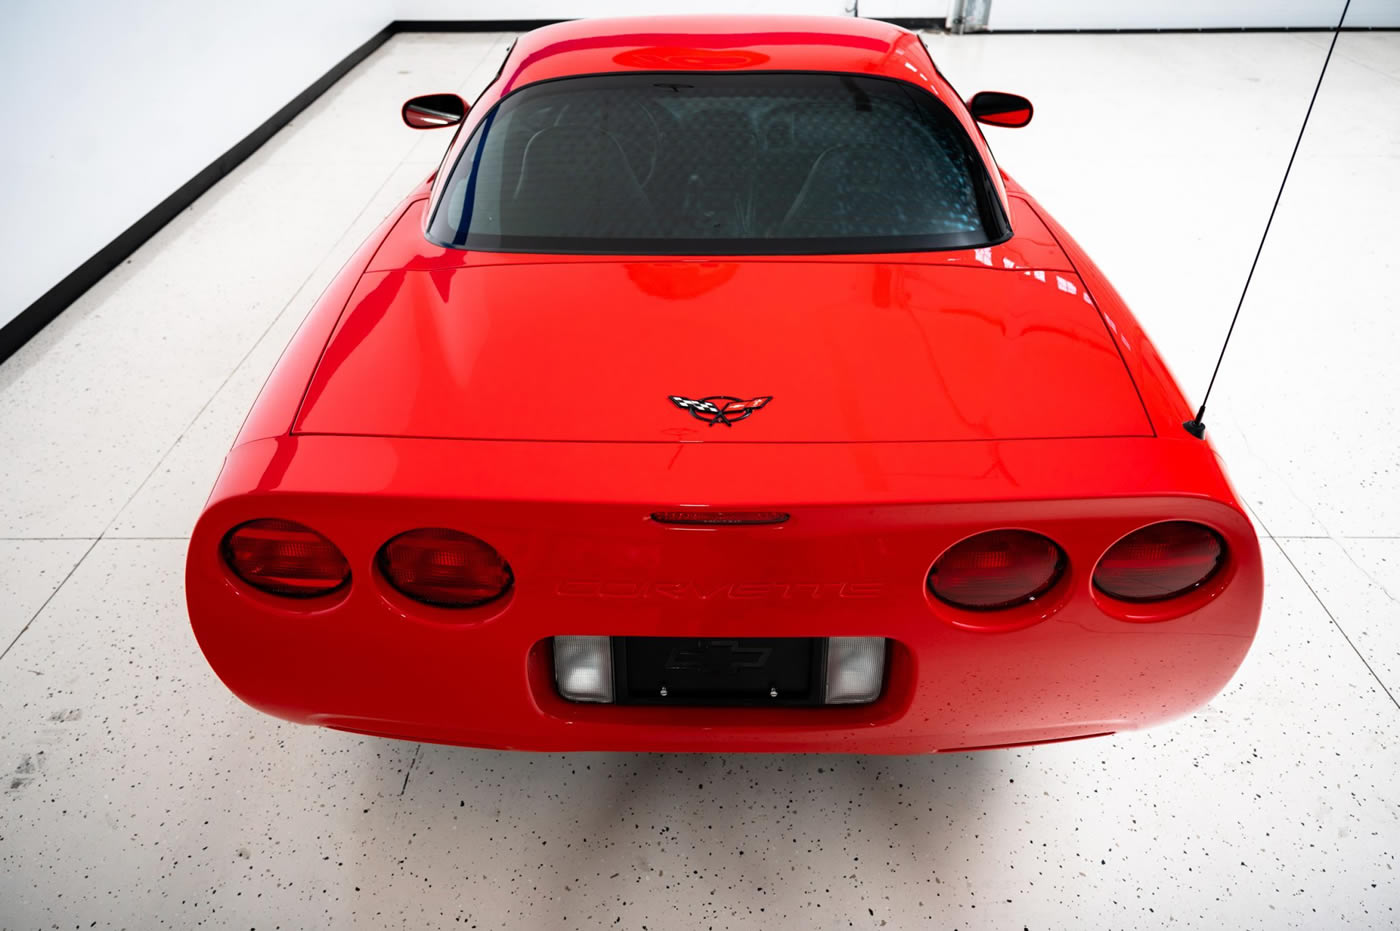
[0,0,392,329]
[987,0,1398,30]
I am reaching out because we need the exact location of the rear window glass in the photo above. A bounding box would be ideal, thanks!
[427,72,1008,255]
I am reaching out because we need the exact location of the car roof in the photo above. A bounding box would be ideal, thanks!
[499,15,932,92]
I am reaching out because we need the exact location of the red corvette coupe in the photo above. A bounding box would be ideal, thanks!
[187,15,1263,753]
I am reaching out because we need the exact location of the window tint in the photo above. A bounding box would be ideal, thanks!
[428,72,1007,255]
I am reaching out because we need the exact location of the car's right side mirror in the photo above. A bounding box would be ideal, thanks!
[402,93,468,129]
[968,91,1033,128]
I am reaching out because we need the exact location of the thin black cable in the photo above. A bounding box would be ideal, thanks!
[1183,0,1351,438]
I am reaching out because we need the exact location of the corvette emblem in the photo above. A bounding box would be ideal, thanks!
[668,395,772,427]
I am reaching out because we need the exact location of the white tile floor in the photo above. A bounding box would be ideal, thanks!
[1,29,1398,930]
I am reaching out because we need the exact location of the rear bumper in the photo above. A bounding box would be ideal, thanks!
[187,435,1263,754]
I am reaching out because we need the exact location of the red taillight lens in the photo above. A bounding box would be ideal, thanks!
[377,528,513,608]
[1094,521,1225,602]
[928,529,1065,611]
[222,519,350,598]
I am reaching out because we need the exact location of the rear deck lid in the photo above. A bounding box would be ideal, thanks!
[294,261,1151,443]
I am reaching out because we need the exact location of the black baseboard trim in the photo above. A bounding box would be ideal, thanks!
[395,19,564,33]
[883,18,948,30]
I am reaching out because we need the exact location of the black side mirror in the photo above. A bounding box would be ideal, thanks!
[402,93,468,129]
[968,91,1033,128]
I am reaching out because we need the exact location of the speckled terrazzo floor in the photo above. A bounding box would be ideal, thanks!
[2,29,1398,931]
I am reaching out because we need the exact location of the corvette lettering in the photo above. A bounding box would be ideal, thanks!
[556,580,883,600]
[668,394,772,427]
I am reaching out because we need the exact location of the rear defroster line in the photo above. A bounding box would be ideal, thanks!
[1182,0,1351,439]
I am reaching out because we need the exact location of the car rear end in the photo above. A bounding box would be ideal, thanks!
[187,433,1262,753]
[187,19,1263,752]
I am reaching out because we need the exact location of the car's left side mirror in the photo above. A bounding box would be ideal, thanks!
[402,93,468,129]
[968,91,1033,128]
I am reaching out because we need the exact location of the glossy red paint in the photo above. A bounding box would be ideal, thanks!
[188,15,1263,753]
[294,206,1148,444]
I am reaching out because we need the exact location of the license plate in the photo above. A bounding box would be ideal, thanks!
[615,637,822,706]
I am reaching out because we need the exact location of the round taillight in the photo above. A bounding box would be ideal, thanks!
[1094,521,1225,602]
[377,528,513,608]
[928,530,1066,611]
[222,519,350,598]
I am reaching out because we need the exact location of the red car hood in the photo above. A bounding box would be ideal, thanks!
[293,260,1151,443]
